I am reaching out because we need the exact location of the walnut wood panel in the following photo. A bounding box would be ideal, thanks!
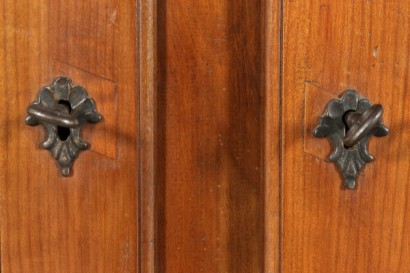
[283,1,410,273]
[152,0,281,272]
[0,1,138,272]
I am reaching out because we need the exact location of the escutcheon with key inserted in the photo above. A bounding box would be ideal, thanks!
[25,77,102,176]
[313,90,389,189]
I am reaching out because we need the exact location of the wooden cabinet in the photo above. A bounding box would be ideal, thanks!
[1,0,409,272]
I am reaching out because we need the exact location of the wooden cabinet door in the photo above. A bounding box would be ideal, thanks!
[282,1,410,272]
[0,1,139,272]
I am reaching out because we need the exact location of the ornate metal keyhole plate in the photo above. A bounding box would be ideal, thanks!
[25,77,102,176]
[313,90,389,189]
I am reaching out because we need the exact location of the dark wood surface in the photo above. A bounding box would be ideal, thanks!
[283,1,410,272]
[0,1,139,272]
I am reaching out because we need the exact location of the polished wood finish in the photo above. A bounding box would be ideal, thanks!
[0,1,139,272]
[138,0,158,272]
[2,0,409,272]
[264,0,282,272]
[140,0,282,272]
[152,0,278,272]
[283,1,410,272]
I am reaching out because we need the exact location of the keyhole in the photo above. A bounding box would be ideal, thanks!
[57,100,72,141]
[343,111,354,133]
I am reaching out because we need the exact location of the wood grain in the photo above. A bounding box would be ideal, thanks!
[264,0,282,272]
[0,1,139,272]
[154,0,273,272]
[283,1,410,272]
[138,0,158,272]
